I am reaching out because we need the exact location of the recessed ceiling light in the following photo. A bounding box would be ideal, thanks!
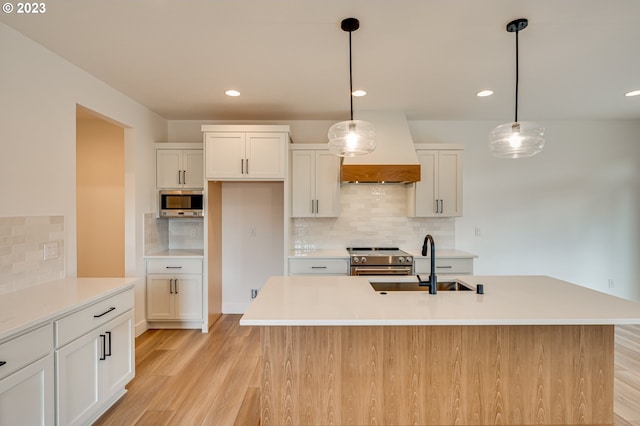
[624,90,640,97]
[476,90,494,97]
[352,89,367,97]
[225,90,240,97]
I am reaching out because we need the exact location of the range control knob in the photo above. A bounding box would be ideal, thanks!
[353,257,360,263]
[360,257,367,263]
[406,256,413,263]
[398,257,406,263]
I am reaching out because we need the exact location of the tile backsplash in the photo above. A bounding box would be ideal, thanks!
[144,213,204,254]
[291,184,455,251]
[0,216,65,295]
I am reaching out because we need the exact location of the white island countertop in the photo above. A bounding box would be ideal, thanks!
[0,277,138,341]
[240,275,640,326]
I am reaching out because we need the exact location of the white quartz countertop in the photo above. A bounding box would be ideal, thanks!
[0,277,138,341]
[240,275,640,326]
[288,249,476,259]
[145,249,204,258]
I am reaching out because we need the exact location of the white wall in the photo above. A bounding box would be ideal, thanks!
[410,120,640,301]
[0,23,168,330]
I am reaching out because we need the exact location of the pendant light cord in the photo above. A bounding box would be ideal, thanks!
[349,29,354,121]
[514,29,519,123]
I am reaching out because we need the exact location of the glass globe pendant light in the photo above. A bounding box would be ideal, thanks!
[328,18,376,157]
[489,18,545,159]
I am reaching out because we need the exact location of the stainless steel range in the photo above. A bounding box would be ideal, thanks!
[347,247,413,276]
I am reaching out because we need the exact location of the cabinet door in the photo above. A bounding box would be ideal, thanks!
[414,151,438,217]
[174,275,203,320]
[56,331,100,426]
[246,133,286,179]
[156,150,183,188]
[438,151,462,217]
[314,151,340,217]
[205,133,246,179]
[0,355,54,426]
[146,275,174,320]
[291,150,315,217]
[101,312,134,403]
[182,150,204,188]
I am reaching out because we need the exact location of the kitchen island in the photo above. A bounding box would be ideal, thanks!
[240,275,640,425]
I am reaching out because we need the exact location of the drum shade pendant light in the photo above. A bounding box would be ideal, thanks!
[328,18,376,156]
[489,18,545,158]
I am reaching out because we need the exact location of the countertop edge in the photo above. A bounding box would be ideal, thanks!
[0,277,139,342]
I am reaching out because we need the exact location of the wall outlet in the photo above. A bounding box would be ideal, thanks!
[189,226,197,237]
[250,227,257,237]
[43,241,58,260]
[608,279,615,288]
[475,227,482,237]
[250,288,259,299]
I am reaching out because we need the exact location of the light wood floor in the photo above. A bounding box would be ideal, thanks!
[95,317,640,426]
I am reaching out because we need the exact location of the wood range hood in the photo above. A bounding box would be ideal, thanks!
[340,111,421,183]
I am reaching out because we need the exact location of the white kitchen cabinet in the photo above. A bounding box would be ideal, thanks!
[407,146,463,217]
[289,258,349,275]
[156,148,203,189]
[203,126,288,180]
[414,257,474,276]
[291,147,340,217]
[146,258,203,324]
[0,324,54,426]
[54,289,134,426]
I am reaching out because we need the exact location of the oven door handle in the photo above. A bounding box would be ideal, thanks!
[352,267,412,275]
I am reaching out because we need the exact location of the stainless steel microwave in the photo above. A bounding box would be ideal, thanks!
[158,190,204,218]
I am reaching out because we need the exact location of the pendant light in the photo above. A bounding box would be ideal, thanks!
[328,18,376,157]
[489,18,545,159]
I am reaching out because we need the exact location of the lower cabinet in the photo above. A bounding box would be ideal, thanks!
[146,274,203,320]
[288,258,349,276]
[146,258,203,327]
[0,323,54,426]
[414,257,474,276]
[54,289,134,426]
[55,311,133,426]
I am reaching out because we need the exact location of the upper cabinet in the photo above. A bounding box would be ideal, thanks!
[156,144,203,189]
[202,125,289,180]
[291,146,340,217]
[407,144,463,217]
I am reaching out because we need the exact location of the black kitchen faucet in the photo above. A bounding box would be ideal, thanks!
[418,234,437,294]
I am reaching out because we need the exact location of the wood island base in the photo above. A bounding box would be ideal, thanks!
[260,325,613,425]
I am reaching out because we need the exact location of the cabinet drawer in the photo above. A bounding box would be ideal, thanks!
[55,289,134,348]
[414,258,474,275]
[146,258,202,275]
[0,323,53,380]
[289,258,349,275]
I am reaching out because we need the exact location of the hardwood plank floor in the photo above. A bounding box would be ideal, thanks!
[95,317,640,425]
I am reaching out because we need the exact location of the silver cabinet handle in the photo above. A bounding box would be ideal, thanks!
[440,199,444,213]
[434,199,439,214]
[311,200,315,214]
[311,266,328,269]
[246,159,249,174]
[316,200,319,214]
[169,278,174,294]
[165,266,182,269]
[175,279,179,294]
[241,159,244,174]
[436,265,453,269]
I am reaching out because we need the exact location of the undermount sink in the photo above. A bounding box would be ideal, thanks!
[369,280,473,292]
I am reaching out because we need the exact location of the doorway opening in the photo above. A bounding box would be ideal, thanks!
[76,105,125,277]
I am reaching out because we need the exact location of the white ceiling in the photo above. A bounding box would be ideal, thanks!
[2,0,640,121]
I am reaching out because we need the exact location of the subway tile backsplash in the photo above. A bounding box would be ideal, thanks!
[143,212,204,254]
[291,184,454,251]
[0,216,65,295]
